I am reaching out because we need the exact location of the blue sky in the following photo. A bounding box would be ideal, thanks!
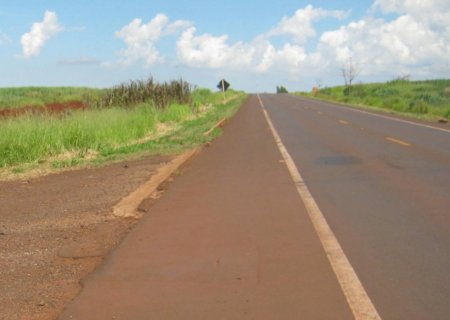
[0,0,449,92]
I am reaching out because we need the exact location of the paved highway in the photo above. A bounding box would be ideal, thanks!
[60,94,449,319]
[260,94,450,319]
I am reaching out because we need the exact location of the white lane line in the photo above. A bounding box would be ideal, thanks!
[257,94,381,320]
[300,97,450,134]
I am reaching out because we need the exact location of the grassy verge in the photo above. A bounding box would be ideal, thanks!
[295,79,450,120]
[0,89,245,180]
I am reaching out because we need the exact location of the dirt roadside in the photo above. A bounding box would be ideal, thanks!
[0,155,174,320]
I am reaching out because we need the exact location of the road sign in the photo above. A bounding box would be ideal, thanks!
[217,79,230,92]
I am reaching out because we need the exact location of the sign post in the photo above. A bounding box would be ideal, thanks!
[217,79,230,102]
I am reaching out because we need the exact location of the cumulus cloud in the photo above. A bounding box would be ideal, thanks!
[176,27,254,69]
[113,7,347,74]
[21,11,62,58]
[113,3,450,82]
[319,1,450,76]
[267,5,349,44]
[115,13,192,67]
[176,5,344,73]
[255,42,304,73]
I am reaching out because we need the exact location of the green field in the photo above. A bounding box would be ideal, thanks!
[0,87,101,109]
[0,81,245,178]
[296,79,450,120]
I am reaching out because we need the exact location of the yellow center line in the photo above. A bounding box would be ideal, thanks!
[386,136,412,147]
[339,120,349,125]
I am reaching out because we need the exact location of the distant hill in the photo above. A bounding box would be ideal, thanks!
[297,79,450,120]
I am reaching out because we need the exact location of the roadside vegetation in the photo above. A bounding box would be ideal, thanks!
[0,87,100,109]
[0,79,245,179]
[296,79,450,120]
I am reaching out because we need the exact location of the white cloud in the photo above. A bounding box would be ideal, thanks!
[267,5,349,44]
[176,5,345,73]
[176,27,254,69]
[113,3,450,85]
[318,1,450,77]
[21,11,62,58]
[115,13,192,67]
[255,42,306,73]
[373,0,449,15]
[372,0,450,34]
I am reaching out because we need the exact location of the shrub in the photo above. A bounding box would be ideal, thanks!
[276,86,288,94]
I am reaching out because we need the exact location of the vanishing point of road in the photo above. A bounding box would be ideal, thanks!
[60,94,450,319]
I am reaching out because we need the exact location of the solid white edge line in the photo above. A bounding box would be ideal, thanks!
[257,94,381,320]
[298,96,450,134]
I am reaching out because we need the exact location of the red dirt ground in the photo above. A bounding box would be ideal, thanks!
[0,101,86,117]
[0,155,172,320]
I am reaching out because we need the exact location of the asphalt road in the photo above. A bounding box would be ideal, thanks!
[60,95,354,319]
[260,94,450,319]
[59,94,450,319]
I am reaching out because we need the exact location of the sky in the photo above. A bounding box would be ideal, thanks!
[0,0,449,92]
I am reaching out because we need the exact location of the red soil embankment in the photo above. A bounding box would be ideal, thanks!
[0,101,86,117]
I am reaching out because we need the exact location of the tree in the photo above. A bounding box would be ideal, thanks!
[276,85,288,94]
[341,57,360,95]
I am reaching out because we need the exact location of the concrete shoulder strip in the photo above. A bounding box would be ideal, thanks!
[113,148,200,218]
[257,94,381,320]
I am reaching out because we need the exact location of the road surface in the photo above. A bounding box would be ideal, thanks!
[60,94,450,319]
[260,94,450,319]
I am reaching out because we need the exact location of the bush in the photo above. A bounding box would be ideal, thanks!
[276,86,288,94]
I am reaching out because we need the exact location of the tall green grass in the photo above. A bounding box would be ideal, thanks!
[0,88,246,170]
[0,105,156,167]
[298,79,450,119]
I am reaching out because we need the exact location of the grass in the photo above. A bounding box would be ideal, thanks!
[96,96,243,162]
[0,87,245,179]
[0,105,156,167]
[0,87,101,109]
[0,78,192,110]
[296,79,450,120]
